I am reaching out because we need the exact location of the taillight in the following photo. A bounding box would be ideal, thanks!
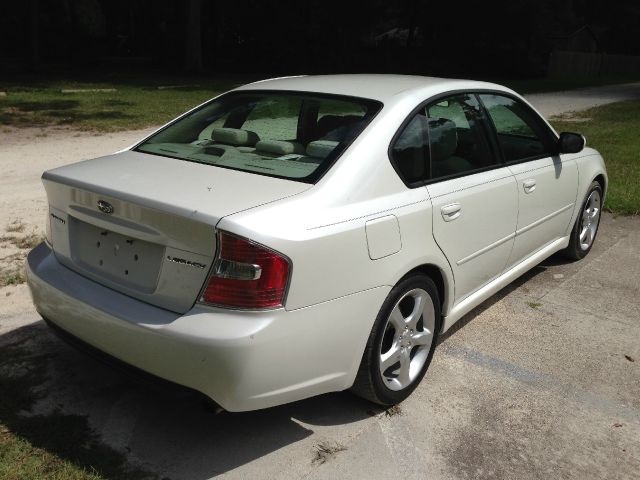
[200,231,290,309]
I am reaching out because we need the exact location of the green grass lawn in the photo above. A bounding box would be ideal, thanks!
[1,74,637,132]
[550,100,640,215]
[0,75,257,132]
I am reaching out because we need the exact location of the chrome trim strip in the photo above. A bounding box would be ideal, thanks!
[456,232,516,266]
[515,203,574,237]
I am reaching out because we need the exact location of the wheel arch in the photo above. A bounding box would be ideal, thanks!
[569,153,608,237]
[400,263,451,325]
[594,173,607,198]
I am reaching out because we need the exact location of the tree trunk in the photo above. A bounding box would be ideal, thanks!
[184,0,203,72]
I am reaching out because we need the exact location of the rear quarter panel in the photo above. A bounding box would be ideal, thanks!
[218,185,453,314]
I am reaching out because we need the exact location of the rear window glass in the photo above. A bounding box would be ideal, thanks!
[136,91,382,183]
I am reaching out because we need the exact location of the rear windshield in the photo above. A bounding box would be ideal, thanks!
[135,91,382,183]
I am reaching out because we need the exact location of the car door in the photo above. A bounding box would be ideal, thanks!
[479,94,579,268]
[420,94,518,303]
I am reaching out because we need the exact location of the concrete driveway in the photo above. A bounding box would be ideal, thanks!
[525,82,640,117]
[3,213,639,479]
[1,82,639,479]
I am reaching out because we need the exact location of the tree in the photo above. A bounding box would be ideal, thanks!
[184,0,203,72]
[28,0,39,70]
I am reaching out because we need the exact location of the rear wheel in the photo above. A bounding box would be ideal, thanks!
[351,274,440,406]
[564,181,602,260]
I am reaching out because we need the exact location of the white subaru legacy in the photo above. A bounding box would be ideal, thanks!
[27,75,607,411]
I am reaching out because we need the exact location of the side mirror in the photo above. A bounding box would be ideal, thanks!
[557,132,586,154]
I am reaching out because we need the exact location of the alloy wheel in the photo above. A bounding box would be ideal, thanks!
[379,288,435,391]
[579,190,601,251]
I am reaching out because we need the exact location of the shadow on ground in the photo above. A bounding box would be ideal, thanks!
[440,253,559,341]
[0,320,377,479]
[0,251,579,479]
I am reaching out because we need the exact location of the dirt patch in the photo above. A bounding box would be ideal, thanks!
[550,113,593,123]
[0,221,43,287]
[0,126,153,310]
[312,441,347,465]
[0,220,43,286]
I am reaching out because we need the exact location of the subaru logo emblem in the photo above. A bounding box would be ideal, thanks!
[97,200,114,214]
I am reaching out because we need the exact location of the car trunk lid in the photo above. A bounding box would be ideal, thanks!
[43,150,311,313]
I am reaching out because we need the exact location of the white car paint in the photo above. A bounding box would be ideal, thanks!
[27,75,607,411]
[506,155,578,268]
[428,167,518,302]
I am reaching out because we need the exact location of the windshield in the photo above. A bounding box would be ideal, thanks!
[135,91,382,183]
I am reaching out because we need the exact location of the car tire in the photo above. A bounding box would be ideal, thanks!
[563,181,603,261]
[351,273,441,406]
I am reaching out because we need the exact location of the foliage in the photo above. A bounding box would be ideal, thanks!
[1,0,639,76]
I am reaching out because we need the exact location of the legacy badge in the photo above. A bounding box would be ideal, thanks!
[166,256,207,270]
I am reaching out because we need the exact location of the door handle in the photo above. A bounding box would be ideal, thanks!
[441,203,461,221]
[522,179,537,194]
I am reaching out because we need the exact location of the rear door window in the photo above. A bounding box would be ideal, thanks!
[390,93,498,185]
[426,94,497,180]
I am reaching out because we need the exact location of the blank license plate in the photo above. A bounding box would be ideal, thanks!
[69,218,164,293]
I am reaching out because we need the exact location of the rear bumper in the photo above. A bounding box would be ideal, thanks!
[26,243,388,411]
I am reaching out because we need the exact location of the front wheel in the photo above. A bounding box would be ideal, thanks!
[351,274,441,406]
[564,180,602,260]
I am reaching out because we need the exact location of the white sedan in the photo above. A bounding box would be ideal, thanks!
[27,75,606,411]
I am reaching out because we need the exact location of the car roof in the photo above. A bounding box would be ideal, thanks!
[232,74,515,103]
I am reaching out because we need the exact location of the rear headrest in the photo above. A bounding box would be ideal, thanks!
[306,140,338,159]
[211,127,259,146]
[428,118,458,162]
[255,140,305,156]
